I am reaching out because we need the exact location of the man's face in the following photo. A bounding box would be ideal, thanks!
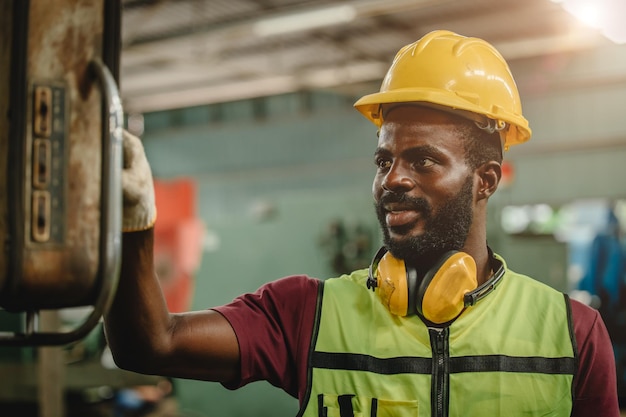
[372,105,477,266]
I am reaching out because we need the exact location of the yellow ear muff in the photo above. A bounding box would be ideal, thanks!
[417,252,477,324]
[368,247,483,323]
[375,251,411,316]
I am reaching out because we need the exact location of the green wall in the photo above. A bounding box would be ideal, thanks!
[142,92,382,415]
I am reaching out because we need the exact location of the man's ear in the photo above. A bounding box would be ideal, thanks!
[475,161,501,201]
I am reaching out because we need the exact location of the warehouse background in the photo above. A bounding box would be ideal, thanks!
[2,0,626,415]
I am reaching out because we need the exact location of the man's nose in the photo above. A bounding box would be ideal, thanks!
[381,163,414,192]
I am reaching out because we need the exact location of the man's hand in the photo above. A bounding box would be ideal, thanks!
[122,130,157,232]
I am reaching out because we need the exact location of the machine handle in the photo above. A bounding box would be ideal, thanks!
[0,58,123,346]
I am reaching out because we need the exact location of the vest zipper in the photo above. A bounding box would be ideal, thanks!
[429,327,449,417]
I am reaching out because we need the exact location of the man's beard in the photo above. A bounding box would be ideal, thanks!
[375,176,474,269]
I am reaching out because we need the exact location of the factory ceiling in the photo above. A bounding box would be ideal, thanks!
[119,0,612,114]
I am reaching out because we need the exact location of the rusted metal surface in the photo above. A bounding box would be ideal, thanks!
[0,0,12,296]
[2,0,107,309]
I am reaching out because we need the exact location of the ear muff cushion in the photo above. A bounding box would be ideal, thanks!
[375,252,410,316]
[417,252,478,323]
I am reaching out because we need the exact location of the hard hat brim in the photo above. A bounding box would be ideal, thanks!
[354,89,531,147]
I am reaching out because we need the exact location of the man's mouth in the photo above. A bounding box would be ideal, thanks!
[385,208,422,228]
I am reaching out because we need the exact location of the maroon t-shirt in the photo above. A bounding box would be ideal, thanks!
[214,274,619,416]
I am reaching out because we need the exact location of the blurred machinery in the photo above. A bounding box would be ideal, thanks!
[0,0,122,346]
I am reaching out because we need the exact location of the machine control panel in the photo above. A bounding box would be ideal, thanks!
[30,84,66,244]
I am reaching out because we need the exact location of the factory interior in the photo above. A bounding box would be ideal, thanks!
[2,0,626,415]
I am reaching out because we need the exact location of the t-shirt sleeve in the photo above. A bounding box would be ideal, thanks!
[570,298,620,416]
[212,275,320,399]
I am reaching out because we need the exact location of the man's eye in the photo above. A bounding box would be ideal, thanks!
[375,158,391,169]
[415,158,435,168]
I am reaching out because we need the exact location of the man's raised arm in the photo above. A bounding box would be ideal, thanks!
[102,131,240,383]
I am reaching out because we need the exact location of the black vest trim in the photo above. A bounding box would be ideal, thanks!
[312,351,432,374]
[564,293,579,404]
[449,355,577,374]
[312,351,576,375]
[297,282,327,417]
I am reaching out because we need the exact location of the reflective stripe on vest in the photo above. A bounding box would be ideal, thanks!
[298,262,576,417]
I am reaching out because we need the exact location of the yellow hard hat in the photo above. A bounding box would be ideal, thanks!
[354,30,531,149]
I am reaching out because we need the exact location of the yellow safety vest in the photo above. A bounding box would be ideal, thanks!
[298,260,576,417]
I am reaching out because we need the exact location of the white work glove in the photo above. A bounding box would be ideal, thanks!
[122,129,157,232]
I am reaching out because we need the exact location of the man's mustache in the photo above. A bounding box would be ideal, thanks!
[377,191,431,213]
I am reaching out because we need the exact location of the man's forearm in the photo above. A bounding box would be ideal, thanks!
[103,228,172,372]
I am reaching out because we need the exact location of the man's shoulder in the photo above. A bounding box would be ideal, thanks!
[252,274,321,302]
[323,269,370,287]
[569,296,602,330]
[498,257,564,296]
[500,259,603,329]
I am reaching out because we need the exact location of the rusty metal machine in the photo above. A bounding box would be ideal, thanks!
[0,0,123,345]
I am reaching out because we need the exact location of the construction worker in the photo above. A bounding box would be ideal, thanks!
[105,30,619,416]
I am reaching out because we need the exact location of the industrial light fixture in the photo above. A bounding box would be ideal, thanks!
[551,0,626,44]
[253,4,357,37]
[251,0,440,38]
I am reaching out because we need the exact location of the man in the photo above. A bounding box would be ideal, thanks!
[105,30,619,416]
